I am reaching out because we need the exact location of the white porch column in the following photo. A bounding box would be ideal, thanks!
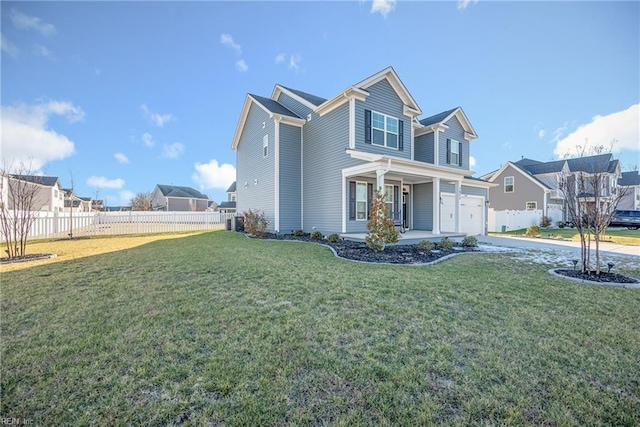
[432,177,440,234]
[341,171,346,233]
[376,169,386,192]
[454,180,461,233]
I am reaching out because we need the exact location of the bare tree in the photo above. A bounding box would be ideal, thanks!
[0,162,47,259]
[130,191,153,211]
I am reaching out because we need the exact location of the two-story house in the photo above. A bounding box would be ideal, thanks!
[618,171,640,211]
[231,67,492,236]
[5,175,64,212]
[151,184,210,212]
[481,154,622,230]
[217,181,237,214]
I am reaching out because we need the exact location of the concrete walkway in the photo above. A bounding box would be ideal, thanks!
[476,235,640,257]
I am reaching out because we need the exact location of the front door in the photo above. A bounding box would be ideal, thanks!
[402,190,409,229]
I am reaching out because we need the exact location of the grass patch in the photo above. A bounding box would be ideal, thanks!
[2,232,640,425]
[492,227,640,246]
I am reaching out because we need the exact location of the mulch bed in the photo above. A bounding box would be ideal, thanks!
[553,269,639,284]
[251,233,478,264]
[0,253,57,264]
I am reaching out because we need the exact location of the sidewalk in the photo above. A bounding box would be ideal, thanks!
[477,235,640,257]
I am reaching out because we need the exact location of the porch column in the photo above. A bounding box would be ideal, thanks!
[376,169,386,192]
[454,180,461,233]
[432,177,440,234]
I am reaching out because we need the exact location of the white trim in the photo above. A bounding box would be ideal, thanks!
[432,178,440,234]
[434,129,440,166]
[354,66,422,114]
[355,181,368,221]
[403,105,421,117]
[371,110,400,150]
[301,126,304,230]
[504,176,515,193]
[271,85,317,111]
[349,98,355,149]
[263,134,269,158]
[449,138,460,166]
[454,181,461,233]
[274,119,280,232]
[410,118,415,160]
[316,87,368,117]
[341,172,346,233]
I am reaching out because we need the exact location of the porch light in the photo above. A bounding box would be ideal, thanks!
[607,262,614,273]
[572,259,578,270]
[485,200,490,207]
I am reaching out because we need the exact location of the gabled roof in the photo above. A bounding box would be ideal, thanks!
[485,161,552,191]
[226,181,236,193]
[515,158,566,174]
[218,201,236,209]
[249,94,301,119]
[619,171,640,186]
[353,66,422,115]
[416,106,478,140]
[278,85,327,107]
[10,175,59,187]
[565,153,617,174]
[155,184,208,200]
[419,108,458,127]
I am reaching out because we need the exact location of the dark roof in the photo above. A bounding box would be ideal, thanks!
[515,158,566,174]
[226,181,236,193]
[566,153,614,174]
[280,85,327,106]
[218,201,236,209]
[156,184,209,199]
[509,163,553,190]
[419,107,458,127]
[463,175,490,183]
[619,171,640,186]
[64,200,81,208]
[249,94,301,119]
[10,175,59,187]
[79,196,92,202]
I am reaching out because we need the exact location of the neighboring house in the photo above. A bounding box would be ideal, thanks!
[5,175,64,212]
[151,184,210,211]
[481,154,622,230]
[618,170,640,210]
[218,181,237,214]
[231,67,493,235]
[92,199,106,211]
[62,188,90,213]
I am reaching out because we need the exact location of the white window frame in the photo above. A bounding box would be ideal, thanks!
[356,181,367,221]
[504,176,514,193]
[384,184,394,217]
[449,139,460,165]
[263,135,268,158]
[371,111,399,150]
[526,201,537,210]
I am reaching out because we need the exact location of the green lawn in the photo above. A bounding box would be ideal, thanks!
[2,232,639,426]
[493,227,640,246]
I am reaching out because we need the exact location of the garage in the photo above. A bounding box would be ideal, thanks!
[440,193,485,235]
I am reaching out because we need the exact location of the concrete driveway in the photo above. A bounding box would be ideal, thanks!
[477,235,640,258]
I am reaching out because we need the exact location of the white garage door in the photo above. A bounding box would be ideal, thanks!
[441,193,484,235]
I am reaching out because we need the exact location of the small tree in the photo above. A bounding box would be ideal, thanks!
[0,162,47,259]
[130,191,154,211]
[365,189,399,252]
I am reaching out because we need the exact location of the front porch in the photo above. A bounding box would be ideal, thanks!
[341,229,467,245]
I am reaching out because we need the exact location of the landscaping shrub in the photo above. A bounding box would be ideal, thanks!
[242,210,268,237]
[418,240,433,251]
[310,230,323,240]
[293,229,305,236]
[327,233,340,243]
[437,237,453,250]
[365,190,399,252]
[461,236,478,247]
[525,224,541,237]
[540,216,552,228]
[558,221,566,229]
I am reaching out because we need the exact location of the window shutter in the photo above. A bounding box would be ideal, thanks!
[458,142,463,166]
[393,186,399,215]
[398,120,404,151]
[367,183,373,219]
[446,139,451,164]
[349,181,356,220]
[365,110,372,144]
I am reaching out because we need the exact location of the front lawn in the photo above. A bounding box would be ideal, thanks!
[493,227,640,246]
[2,232,639,425]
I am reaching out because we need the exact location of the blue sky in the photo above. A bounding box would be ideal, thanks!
[2,0,638,206]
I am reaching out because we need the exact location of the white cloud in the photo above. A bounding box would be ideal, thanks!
[502,141,512,150]
[1,34,18,58]
[142,132,154,147]
[371,0,397,18]
[538,129,546,138]
[87,176,125,189]
[457,0,479,11]
[553,104,639,158]
[34,44,53,59]
[140,104,174,128]
[0,100,84,170]
[162,142,185,159]
[220,33,241,55]
[275,53,286,64]
[192,159,236,190]
[114,152,130,164]
[10,9,56,36]
[289,54,302,71]
[469,156,477,168]
[236,59,248,72]
[118,190,136,206]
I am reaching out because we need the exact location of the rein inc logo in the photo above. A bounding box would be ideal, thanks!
[1,418,32,425]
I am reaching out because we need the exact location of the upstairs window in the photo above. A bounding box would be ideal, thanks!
[447,139,462,166]
[526,201,537,210]
[365,110,403,150]
[385,184,394,216]
[263,135,268,157]
[504,176,514,193]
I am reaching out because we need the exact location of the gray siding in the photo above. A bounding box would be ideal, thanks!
[461,186,487,198]
[167,198,208,212]
[276,93,313,120]
[413,183,433,231]
[488,164,545,211]
[279,123,302,232]
[439,116,470,171]
[344,178,402,233]
[236,103,276,231]
[354,79,411,160]
[414,133,434,164]
[303,103,359,234]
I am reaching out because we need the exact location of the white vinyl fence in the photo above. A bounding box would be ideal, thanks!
[488,208,564,232]
[1,211,235,242]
